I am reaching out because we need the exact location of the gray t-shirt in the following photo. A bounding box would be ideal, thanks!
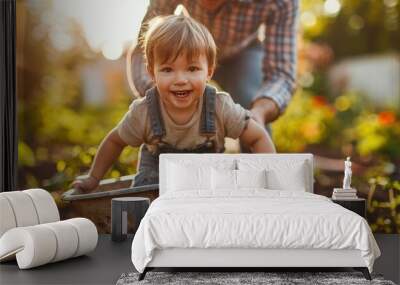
[117,91,250,151]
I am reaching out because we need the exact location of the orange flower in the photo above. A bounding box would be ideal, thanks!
[378,111,396,126]
[312,96,327,107]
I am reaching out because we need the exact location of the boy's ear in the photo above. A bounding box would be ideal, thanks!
[207,66,215,80]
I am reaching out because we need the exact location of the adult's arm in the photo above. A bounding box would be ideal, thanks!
[127,0,178,97]
[252,0,299,119]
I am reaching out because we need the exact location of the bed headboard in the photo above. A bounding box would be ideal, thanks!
[159,153,314,195]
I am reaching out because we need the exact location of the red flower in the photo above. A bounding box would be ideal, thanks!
[378,111,396,126]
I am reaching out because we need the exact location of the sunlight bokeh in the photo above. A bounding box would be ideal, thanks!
[323,0,341,16]
[50,0,149,59]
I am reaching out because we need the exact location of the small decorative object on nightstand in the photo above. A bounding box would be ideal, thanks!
[111,197,150,242]
[331,198,366,218]
[332,157,358,200]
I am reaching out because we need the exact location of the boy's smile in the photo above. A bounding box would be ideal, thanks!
[149,51,213,119]
[170,89,193,99]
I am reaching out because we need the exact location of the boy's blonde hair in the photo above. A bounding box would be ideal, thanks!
[142,15,217,72]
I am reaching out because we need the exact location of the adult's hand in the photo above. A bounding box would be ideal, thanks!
[250,97,280,125]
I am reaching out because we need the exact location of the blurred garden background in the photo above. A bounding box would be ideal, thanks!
[17,0,400,233]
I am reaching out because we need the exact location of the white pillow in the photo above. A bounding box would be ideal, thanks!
[238,159,309,192]
[212,168,237,190]
[266,166,307,191]
[211,169,268,190]
[168,162,211,191]
[236,169,267,189]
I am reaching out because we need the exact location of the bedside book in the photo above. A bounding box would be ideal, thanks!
[332,188,358,199]
[332,195,359,200]
[333,188,357,193]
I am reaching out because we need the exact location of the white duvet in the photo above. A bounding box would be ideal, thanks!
[131,190,380,273]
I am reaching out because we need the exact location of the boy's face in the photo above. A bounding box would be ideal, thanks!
[149,51,213,112]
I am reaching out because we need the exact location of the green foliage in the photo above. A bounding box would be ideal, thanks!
[302,0,400,59]
[37,145,138,192]
[18,87,139,190]
[353,112,400,158]
[18,142,35,167]
[272,90,336,152]
[273,88,400,159]
[368,176,400,233]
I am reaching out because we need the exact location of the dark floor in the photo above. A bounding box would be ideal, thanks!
[374,234,400,284]
[1,234,399,285]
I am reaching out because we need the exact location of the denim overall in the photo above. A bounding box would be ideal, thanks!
[132,85,223,187]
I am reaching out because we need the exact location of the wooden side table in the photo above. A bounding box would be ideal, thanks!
[111,197,150,242]
[331,198,366,218]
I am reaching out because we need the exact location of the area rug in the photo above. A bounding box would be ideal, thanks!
[116,271,395,285]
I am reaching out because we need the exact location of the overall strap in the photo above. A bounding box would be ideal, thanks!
[145,87,166,140]
[200,85,217,136]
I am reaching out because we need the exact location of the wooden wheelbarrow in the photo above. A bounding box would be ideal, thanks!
[61,175,158,233]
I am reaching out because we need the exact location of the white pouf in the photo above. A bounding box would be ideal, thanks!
[65,218,98,257]
[1,191,40,227]
[0,218,98,269]
[23,188,60,223]
[0,225,57,268]
[0,189,98,269]
[42,220,79,262]
[0,196,17,237]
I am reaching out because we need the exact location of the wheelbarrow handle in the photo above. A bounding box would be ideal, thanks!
[61,184,159,202]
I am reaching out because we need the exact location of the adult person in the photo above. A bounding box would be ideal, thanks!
[128,0,299,128]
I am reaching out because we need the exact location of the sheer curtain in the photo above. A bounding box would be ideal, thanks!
[0,0,17,192]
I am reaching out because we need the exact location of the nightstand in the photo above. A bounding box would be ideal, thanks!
[331,198,366,218]
[111,197,150,242]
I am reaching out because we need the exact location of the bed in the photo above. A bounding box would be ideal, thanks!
[131,153,381,280]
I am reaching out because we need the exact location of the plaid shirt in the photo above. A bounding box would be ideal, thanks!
[130,0,298,113]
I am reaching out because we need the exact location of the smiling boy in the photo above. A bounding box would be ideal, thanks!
[73,15,275,192]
